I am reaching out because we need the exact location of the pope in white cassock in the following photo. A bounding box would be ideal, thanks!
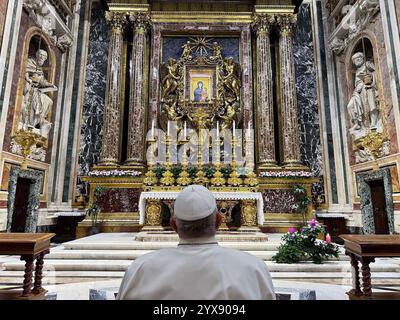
[117,185,275,300]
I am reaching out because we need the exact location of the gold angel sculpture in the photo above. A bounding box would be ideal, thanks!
[221,57,241,101]
[161,58,180,100]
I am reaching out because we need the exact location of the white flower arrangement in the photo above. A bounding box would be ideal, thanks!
[87,170,142,177]
[259,170,314,178]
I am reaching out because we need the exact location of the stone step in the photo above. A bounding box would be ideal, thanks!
[2,270,400,279]
[3,259,399,273]
[62,241,281,251]
[45,249,350,261]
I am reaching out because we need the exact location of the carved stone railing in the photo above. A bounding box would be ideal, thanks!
[48,0,75,23]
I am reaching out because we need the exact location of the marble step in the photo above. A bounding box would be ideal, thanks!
[2,270,400,280]
[3,259,399,273]
[44,249,350,261]
[62,241,281,251]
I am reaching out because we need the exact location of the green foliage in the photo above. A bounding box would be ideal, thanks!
[220,166,232,179]
[154,166,166,179]
[86,186,108,227]
[293,184,311,226]
[204,167,216,178]
[171,166,182,179]
[86,202,100,227]
[272,222,340,264]
[188,166,198,178]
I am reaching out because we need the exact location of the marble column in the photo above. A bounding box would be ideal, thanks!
[126,12,151,168]
[277,14,303,168]
[99,12,127,165]
[252,14,277,169]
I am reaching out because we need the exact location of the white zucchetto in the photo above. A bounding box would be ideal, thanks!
[174,185,217,221]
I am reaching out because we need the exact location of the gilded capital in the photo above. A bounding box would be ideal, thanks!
[105,11,128,33]
[276,14,297,37]
[252,14,275,36]
[129,12,151,33]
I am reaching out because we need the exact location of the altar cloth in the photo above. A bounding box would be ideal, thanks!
[139,191,264,225]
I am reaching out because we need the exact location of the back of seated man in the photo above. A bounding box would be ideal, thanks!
[117,185,275,300]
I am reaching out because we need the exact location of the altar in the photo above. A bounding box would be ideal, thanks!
[139,191,264,230]
[76,3,318,238]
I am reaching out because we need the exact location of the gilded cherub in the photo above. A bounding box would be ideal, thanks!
[219,102,237,130]
[181,41,192,60]
[211,42,222,61]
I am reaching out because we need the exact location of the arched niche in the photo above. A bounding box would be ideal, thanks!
[13,28,57,143]
[344,34,389,164]
[350,37,374,90]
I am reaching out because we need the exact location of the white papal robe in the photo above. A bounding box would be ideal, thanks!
[116,236,275,300]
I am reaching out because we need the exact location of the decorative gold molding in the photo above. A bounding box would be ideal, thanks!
[108,4,150,13]
[253,5,296,14]
[150,11,253,23]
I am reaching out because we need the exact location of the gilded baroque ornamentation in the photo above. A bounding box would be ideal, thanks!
[276,14,297,37]
[145,199,162,226]
[241,200,257,227]
[159,37,242,131]
[105,11,127,32]
[129,12,151,32]
[11,128,46,170]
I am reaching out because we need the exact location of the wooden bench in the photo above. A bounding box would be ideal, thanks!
[340,234,400,300]
[0,233,55,299]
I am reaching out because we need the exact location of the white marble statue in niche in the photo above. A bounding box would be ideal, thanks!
[19,48,57,139]
[347,51,381,138]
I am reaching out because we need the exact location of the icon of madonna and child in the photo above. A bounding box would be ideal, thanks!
[193,81,208,102]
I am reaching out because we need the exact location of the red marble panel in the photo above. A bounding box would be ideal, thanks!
[96,188,141,213]
[0,200,7,208]
[262,189,297,214]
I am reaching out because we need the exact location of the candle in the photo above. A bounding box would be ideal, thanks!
[151,119,155,138]
[216,121,219,139]
[184,121,187,137]
[167,121,170,137]
[325,233,332,244]
[247,120,251,139]
[233,120,236,137]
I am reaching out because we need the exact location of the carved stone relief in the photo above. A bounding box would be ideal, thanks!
[328,0,380,55]
[23,0,73,52]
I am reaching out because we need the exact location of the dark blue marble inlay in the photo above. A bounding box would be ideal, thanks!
[162,37,240,64]
[79,3,109,177]
[293,3,325,202]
